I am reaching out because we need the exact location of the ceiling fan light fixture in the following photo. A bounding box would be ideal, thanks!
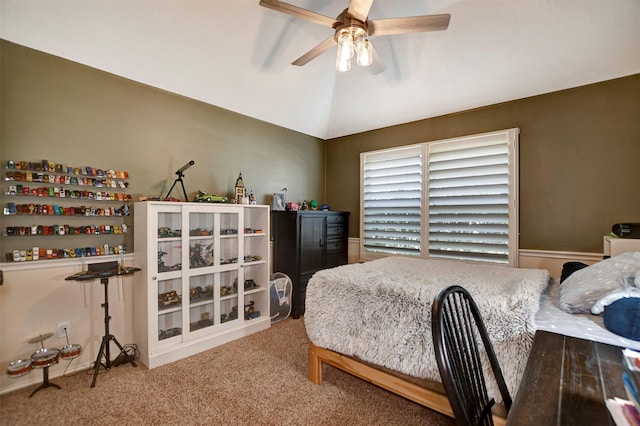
[337,29,354,60]
[336,53,351,72]
[335,26,371,71]
[260,0,451,74]
[356,38,372,67]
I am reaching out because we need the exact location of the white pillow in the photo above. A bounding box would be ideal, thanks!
[591,271,640,314]
[559,251,640,314]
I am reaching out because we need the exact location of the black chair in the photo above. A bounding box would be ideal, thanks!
[431,285,512,426]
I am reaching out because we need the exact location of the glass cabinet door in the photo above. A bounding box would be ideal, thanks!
[185,206,241,338]
[188,274,215,332]
[157,277,182,341]
[219,269,240,324]
[242,206,269,322]
[187,212,214,269]
[156,211,182,274]
[155,207,183,345]
[219,211,239,266]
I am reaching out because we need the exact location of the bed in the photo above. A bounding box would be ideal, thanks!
[304,255,640,424]
[304,256,550,424]
[536,276,640,351]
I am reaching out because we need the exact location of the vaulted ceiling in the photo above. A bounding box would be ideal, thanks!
[2,0,639,140]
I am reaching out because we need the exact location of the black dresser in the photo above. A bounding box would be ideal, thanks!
[271,210,350,318]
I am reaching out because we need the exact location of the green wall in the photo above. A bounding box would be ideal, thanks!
[0,40,325,254]
[3,40,638,255]
[325,74,640,253]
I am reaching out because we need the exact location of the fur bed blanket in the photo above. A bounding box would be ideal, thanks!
[304,257,550,398]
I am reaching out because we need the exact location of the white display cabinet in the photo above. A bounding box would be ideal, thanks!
[134,201,270,368]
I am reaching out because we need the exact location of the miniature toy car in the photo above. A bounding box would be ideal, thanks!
[194,191,228,203]
[158,290,180,308]
[159,327,182,340]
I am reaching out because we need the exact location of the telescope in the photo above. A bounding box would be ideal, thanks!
[165,160,195,201]
[176,160,195,175]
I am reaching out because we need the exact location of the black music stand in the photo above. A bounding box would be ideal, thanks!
[65,261,140,387]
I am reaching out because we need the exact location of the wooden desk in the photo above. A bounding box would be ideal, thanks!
[507,331,626,425]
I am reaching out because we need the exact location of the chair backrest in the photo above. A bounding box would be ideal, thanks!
[431,285,512,426]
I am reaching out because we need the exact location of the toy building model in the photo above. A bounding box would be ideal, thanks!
[234,173,245,204]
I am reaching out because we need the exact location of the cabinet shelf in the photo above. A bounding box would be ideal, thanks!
[220,293,238,302]
[158,305,182,314]
[189,235,214,241]
[189,299,213,309]
[245,287,265,296]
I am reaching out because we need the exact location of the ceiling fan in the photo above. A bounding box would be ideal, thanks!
[259,0,451,74]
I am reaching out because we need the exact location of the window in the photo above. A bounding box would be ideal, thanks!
[360,129,519,266]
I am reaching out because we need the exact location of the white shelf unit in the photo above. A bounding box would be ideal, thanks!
[133,201,270,368]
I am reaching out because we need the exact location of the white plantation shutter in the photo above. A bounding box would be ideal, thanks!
[427,131,516,264]
[361,146,422,256]
[360,129,518,265]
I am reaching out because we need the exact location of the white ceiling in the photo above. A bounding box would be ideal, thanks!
[1,0,639,140]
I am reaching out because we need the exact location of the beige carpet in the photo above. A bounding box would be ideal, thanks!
[0,317,455,425]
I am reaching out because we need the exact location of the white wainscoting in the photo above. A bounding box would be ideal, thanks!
[518,249,602,277]
[348,238,603,278]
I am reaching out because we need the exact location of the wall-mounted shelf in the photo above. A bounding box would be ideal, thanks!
[2,159,132,264]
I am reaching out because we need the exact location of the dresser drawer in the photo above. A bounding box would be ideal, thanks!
[327,225,346,239]
[326,253,347,269]
[326,214,347,225]
[325,239,345,253]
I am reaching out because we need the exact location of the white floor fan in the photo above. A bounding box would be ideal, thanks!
[270,272,293,323]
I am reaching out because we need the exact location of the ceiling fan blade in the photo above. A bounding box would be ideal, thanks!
[292,37,337,66]
[259,0,337,28]
[347,0,374,22]
[370,45,386,75]
[368,14,451,36]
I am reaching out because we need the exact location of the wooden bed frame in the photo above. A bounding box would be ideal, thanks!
[308,343,507,426]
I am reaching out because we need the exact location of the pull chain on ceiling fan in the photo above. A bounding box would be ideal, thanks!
[259,0,451,74]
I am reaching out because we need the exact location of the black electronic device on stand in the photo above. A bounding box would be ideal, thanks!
[65,261,140,387]
[164,160,195,201]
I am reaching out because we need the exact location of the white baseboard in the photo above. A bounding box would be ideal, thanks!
[349,238,603,278]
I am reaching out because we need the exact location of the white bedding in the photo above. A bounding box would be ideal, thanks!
[305,256,550,398]
[535,278,640,350]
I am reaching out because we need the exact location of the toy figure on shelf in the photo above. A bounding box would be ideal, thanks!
[244,279,259,290]
[244,300,261,320]
[190,286,202,302]
[221,306,239,323]
[189,242,213,268]
[158,328,181,340]
[158,250,181,272]
[158,250,167,270]
[158,290,180,308]
[234,173,245,204]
